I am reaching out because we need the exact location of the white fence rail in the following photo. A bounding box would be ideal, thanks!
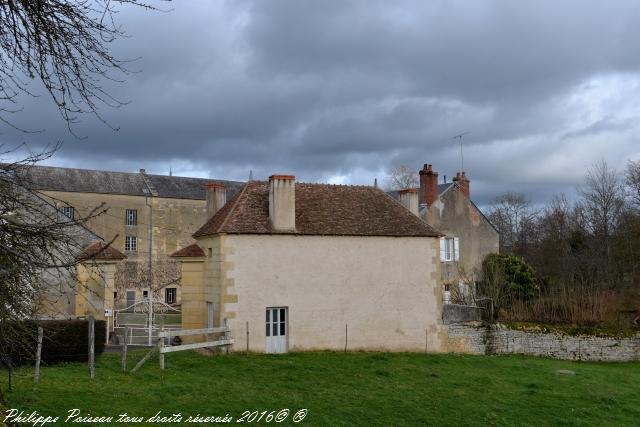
[157,320,234,369]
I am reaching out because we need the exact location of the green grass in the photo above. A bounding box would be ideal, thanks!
[2,351,640,426]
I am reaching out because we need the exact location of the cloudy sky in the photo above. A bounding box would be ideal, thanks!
[4,0,640,205]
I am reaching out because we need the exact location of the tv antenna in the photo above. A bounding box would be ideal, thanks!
[452,132,470,171]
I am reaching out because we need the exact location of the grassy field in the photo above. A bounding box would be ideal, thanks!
[1,350,639,426]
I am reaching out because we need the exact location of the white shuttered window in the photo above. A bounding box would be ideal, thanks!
[440,237,460,262]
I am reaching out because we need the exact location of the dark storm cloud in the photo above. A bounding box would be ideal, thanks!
[4,0,640,205]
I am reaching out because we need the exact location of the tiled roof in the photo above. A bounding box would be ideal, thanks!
[193,181,440,238]
[170,243,205,258]
[12,165,244,200]
[78,241,127,261]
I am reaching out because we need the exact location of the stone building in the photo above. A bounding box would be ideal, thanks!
[16,165,243,310]
[393,164,499,304]
[172,175,446,353]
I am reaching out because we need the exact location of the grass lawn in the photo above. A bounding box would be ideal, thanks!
[1,350,639,426]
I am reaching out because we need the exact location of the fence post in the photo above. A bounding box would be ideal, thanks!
[246,321,249,354]
[344,324,348,352]
[224,318,230,354]
[34,326,43,383]
[122,327,129,372]
[158,323,165,370]
[425,328,428,353]
[88,315,95,379]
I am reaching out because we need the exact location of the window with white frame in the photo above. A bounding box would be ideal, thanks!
[60,206,75,219]
[440,237,459,262]
[124,235,137,252]
[165,288,177,304]
[125,209,138,226]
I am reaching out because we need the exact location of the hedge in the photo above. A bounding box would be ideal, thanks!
[0,319,105,367]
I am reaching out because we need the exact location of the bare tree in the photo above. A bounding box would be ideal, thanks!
[0,149,109,374]
[384,165,418,190]
[0,0,166,133]
[487,192,538,254]
[114,257,181,305]
[625,159,640,209]
[0,0,163,390]
[578,159,624,242]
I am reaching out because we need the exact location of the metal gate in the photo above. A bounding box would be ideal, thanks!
[113,298,181,346]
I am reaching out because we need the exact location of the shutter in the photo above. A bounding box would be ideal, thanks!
[440,237,446,262]
[454,237,460,261]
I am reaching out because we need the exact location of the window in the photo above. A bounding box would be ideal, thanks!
[125,236,137,252]
[113,291,118,300]
[125,209,138,226]
[165,288,177,304]
[126,290,136,308]
[143,290,149,299]
[440,237,459,262]
[60,206,74,219]
[208,248,213,257]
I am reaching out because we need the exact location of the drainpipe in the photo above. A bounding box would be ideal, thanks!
[146,194,153,346]
[140,169,158,347]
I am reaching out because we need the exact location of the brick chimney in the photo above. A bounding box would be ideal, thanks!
[205,182,226,218]
[419,164,439,206]
[398,188,419,217]
[453,171,470,198]
[269,175,295,231]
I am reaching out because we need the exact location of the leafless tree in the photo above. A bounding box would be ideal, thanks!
[625,159,640,209]
[0,1,164,390]
[0,0,166,133]
[384,165,419,190]
[578,159,624,246]
[114,257,181,304]
[487,192,538,254]
[0,148,109,376]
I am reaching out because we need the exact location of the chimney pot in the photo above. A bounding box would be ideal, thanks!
[269,174,296,231]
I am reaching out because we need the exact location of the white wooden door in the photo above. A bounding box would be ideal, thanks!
[266,307,287,353]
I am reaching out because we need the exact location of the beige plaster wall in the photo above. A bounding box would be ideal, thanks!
[425,188,499,284]
[215,234,444,352]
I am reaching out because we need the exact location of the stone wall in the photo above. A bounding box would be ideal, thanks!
[446,323,640,362]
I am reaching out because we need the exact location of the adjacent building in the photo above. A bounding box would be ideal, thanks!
[402,164,499,303]
[15,165,243,310]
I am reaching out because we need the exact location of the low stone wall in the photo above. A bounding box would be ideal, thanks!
[445,323,640,362]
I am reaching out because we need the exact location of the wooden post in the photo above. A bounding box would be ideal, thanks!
[425,328,428,353]
[158,323,165,370]
[122,327,129,372]
[88,315,95,379]
[34,326,43,383]
[344,324,348,352]
[223,318,230,354]
[246,321,249,354]
[131,347,157,373]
